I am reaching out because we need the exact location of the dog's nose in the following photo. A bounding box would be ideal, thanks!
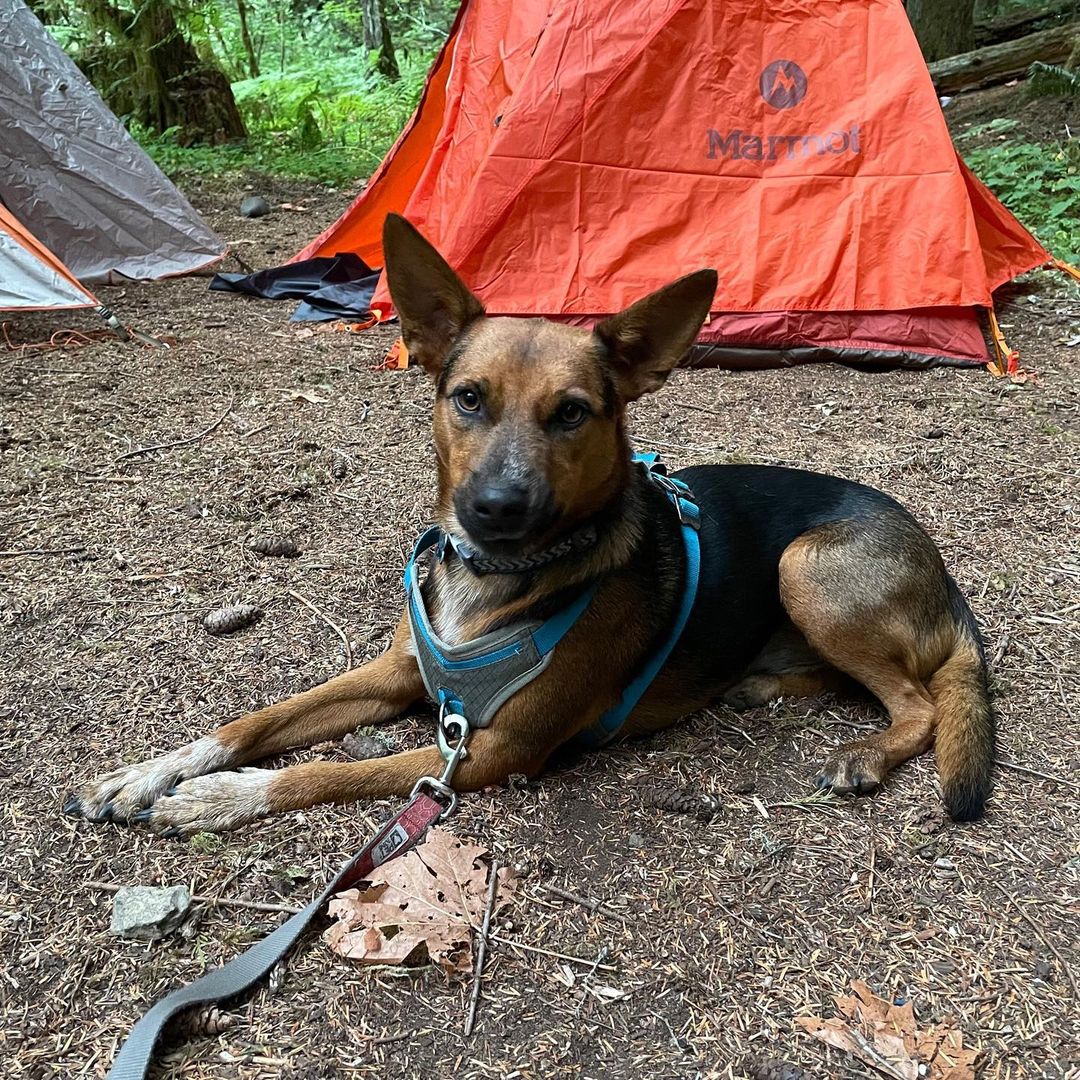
[470,482,531,530]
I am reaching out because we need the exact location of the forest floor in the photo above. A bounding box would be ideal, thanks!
[2,86,1079,1080]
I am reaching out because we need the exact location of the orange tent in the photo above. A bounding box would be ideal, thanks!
[296,0,1061,372]
[0,202,98,311]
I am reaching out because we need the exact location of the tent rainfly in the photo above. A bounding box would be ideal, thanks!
[0,0,225,314]
[292,0,1077,374]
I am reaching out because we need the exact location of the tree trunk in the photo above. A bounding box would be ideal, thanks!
[83,0,246,144]
[907,0,976,63]
[928,21,1080,92]
[362,0,400,81]
[975,0,1077,48]
[235,0,260,78]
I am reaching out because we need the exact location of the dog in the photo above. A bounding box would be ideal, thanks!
[66,214,994,835]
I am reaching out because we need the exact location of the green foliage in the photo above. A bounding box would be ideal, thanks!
[1028,62,1080,99]
[960,123,1080,262]
[40,0,448,175]
[134,54,429,185]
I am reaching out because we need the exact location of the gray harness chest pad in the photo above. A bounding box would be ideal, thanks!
[407,572,554,728]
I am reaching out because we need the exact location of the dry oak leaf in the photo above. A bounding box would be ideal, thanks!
[796,980,980,1080]
[324,826,515,978]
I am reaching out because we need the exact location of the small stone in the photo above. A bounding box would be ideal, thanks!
[239,195,271,218]
[341,732,391,761]
[628,833,647,849]
[110,885,191,941]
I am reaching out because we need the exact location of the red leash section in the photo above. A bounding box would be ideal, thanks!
[105,791,447,1080]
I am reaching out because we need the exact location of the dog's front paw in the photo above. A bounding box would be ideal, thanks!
[64,736,233,824]
[134,769,274,836]
[816,742,887,796]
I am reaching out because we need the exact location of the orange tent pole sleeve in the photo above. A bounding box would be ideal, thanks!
[1051,257,1080,284]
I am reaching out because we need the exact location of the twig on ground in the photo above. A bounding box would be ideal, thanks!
[540,883,617,915]
[465,860,500,1037]
[287,588,353,669]
[0,547,86,558]
[355,1029,414,1046]
[671,398,727,417]
[996,757,1080,791]
[114,393,236,461]
[487,935,617,971]
[575,945,611,1017]
[990,880,1078,998]
[86,881,302,916]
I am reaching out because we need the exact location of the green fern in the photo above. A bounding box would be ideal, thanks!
[1027,62,1080,99]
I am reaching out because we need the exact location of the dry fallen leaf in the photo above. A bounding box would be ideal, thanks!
[325,826,515,978]
[797,980,980,1080]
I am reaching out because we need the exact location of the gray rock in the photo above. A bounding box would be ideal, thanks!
[110,885,192,941]
[341,732,392,761]
[240,195,271,219]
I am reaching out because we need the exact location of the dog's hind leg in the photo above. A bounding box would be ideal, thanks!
[778,514,990,817]
[66,612,425,823]
[721,620,852,709]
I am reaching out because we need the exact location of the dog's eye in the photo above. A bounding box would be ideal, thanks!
[556,401,588,428]
[454,388,482,414]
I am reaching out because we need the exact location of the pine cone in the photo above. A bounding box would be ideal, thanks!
[203,603,262,636]
[166,1005,238,1039]
[248,534,301,559]
[640,784,723,820]
[748,1057,812,1080]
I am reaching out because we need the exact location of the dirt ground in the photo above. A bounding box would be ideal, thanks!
[3,103,1080,1079]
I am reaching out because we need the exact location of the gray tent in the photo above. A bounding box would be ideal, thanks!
[0,0,225,309]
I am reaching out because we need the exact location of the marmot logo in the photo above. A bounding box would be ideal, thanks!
[760,60,807,109]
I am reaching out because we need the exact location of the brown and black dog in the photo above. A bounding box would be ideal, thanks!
[66,215,994,835]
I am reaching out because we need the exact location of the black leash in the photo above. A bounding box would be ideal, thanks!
[104,717,474,1079]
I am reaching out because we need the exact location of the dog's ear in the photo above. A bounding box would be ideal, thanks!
[382,214,485,377]
[594,270,717,401]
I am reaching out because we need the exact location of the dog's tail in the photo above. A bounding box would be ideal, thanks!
[930,578,994,821]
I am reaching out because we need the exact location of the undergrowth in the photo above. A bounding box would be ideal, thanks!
[135,54,429,186]
[959,118,1080,263]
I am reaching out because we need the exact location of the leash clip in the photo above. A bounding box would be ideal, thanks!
[411,704,471,821]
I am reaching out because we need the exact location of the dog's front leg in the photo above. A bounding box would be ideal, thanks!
[133,726,542,835]
[66,615,425,824]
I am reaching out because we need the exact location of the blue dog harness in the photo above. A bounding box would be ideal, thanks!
[405,453,702,747]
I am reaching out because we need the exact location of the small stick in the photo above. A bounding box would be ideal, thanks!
[540,883,611,914]
[575,945,611,1017]
[487,935,617,971]
[86,881,303,916]
[990,880,1078,998]
[287,588,353,669]
[356,1029,413,1046]
[996,757,1080,791]
[671,398,727,417]
[465,861,500,1037]
[0,547,86,558]
[867,844,877,913]
[115,393,235,461]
